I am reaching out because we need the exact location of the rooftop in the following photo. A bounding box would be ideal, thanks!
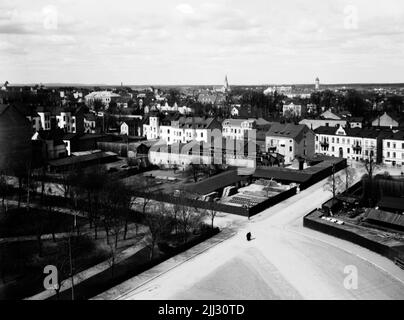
[187,169,247,195]
[48,151,117,168]
[266,123,308,140]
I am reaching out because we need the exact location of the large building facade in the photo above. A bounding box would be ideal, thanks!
[315,126,381,162]
[265,123,315,164]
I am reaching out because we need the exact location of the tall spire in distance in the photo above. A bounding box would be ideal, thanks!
[224,75,230,93]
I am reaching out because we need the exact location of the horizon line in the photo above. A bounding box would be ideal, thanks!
[6,82,404,88]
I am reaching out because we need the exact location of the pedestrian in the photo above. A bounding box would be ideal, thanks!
[246,232,251,241]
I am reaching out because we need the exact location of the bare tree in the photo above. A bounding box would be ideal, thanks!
[101,180,130,249]
[177,203,203,243]
[362,149,380,207]
[323,164,344,200]
[0,171,9,214]
[206,200,218,230]
[144,203,173,260]
[344,165,357,191]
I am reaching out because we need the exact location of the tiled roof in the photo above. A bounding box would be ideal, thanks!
[315,126,396,139]
[266,123,307,140]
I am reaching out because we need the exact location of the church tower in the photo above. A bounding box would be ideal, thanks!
[315,77,320,91]
[224,75,230,93]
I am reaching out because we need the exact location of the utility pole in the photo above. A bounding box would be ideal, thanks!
[68,234,74,300]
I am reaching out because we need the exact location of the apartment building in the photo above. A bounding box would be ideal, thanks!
[314,125,382,162]
[143,116,160,140]
[282,103,305,118]
[148,138,258,169]
[36,107,52,131]
[55,107,85,134]
[265,123,315,164]
[143,116,222,144]
[85,91,121,108]
[382,131,404,166]
[222,119,256,140]
[161,117,222,145]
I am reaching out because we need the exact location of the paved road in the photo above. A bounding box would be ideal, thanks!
[120,167,404,300]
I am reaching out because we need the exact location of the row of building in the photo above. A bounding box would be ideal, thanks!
[143,113,404,168]
[26,106,97,134]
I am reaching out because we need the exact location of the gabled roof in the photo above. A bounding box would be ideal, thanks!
[315,125,392,139]
[365,208,404,229]
[84,113,97,121]
[188,169,246,195]
[314,126,338,135]
[266,123,307,140]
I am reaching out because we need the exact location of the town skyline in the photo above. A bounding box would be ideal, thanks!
[1,0,404,84]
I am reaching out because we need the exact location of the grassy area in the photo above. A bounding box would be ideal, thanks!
[0,235,109,300]
[0,207,87,238]
[47,227,220,300]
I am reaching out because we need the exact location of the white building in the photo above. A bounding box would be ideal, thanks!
[85,91,121,108]
[230,105,240,117]
[143,116,160,140]
[382,132,404,166]
[56,111,74,133]
[178,106,193,115]
[159,117,222,145]
[263,86,293,96]
[148,139,257,170]
[222,119,256,140]
[282,103,304,117]
[37,109,52,131]
[84,113,97,134]
[26,113,42,132]
[266,123,315,165]
[314,125,380,161]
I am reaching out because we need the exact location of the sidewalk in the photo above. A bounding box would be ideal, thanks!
[91,227,237,300]
[26,236,149,300]
[5,199,86,218]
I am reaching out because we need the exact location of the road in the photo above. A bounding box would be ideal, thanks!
[119,166,404,300]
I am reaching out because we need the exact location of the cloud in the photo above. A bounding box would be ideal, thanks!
[176,3,195,15]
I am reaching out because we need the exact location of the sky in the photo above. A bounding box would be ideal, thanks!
[1,0,404,85]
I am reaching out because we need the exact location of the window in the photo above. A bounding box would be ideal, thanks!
[393,143,396,149]
[201,132,204,138]
[289,146,293,152]
[387,152,390,157]
[337,138,339,143]
[316,136,318,141]
[402,143,404,149]
[393,152,396,158]
[342,138,345,144]
[387,142,390,148]
[332,138,335,143]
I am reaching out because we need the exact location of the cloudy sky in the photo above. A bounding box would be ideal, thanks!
[1,0,404,85]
